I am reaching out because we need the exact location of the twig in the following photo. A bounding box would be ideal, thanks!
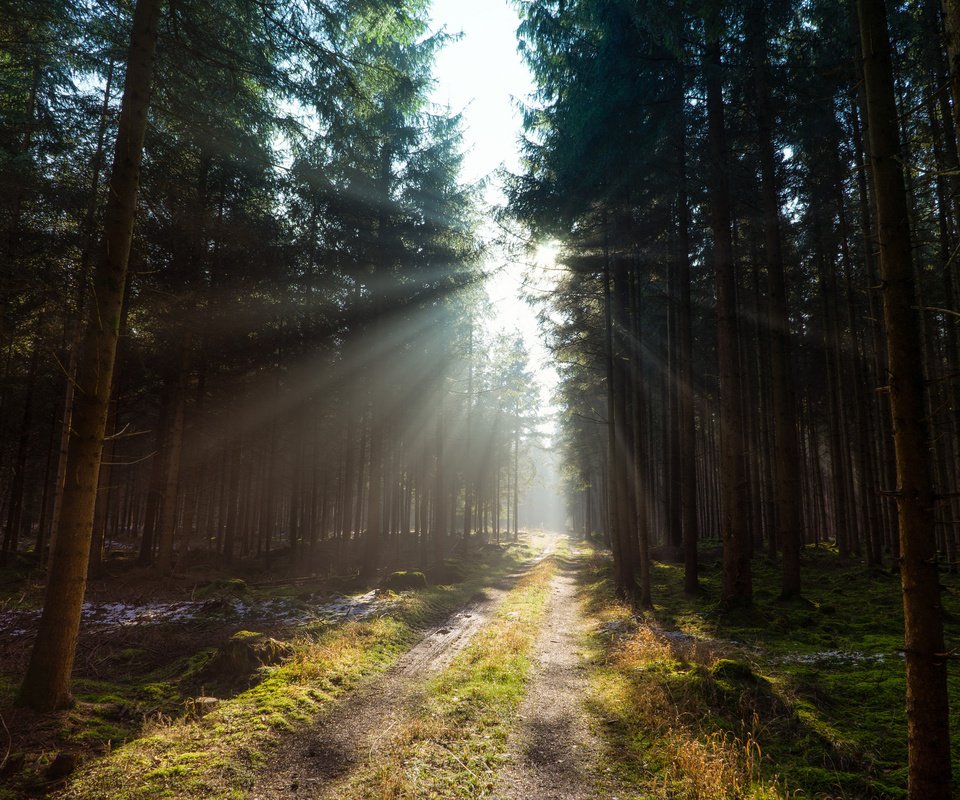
[436,741,482,782]
[0,710,11,772]
[917,305,960,319]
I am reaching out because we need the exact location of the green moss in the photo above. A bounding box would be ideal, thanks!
[381,570,428,591]
[790,765,906,799]
[138,682,178,706]
[711,659,759,683]
[577,540,960,800]
[425,558,467,585]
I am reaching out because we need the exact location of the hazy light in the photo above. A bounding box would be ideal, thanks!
[429,0,559,440]
[429,0,533,193]
[534,240,560,270]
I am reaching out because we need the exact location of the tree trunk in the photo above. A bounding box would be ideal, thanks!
[17,0,162,711]
[2,337,39,565]
[48,61,115,563]
[942,0,960,154]
[705,14,751,607]
[156,345,188,574]
[748,0,803,596]
[673,59,699,594]
[603,234,630,600]
[858,0,952,795]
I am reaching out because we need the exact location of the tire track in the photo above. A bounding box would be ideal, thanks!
[492,558,604,800]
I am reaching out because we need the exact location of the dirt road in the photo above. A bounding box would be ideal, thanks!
[250,540,604,800]
[249,572,529,798]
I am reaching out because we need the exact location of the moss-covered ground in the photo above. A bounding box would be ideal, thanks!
[578,541,960,799]
[5,536,957,799]
[0,537,541,800]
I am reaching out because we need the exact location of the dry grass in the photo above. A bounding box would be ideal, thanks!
[53,579,506,798]
[577,544,794,800]
[658,729,793,800]
[591,631,794,799]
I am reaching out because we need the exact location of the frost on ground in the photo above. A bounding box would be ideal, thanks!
[0,590,390,638]
[770,649,893,665]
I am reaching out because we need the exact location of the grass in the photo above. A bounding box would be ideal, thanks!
[334,552,558,799]
[11,535,950,799]
[0,537,542,800]
[577,541,960,799]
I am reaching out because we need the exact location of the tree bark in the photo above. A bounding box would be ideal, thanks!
[858,0,952,795]
[942,0,960,154]
[156,345,188,574]
[747,0,803,597]
[48,61,115,563]
[704,11,751,607]
[17,0,162,711]
[603,232,631,600]
[672,57,699,594]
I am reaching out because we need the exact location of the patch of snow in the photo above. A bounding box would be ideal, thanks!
[0,590,391,639]
[313,590,381,619]
[658,629,698,644]
[771,649,893,666]
[656,628,754,650]
[597,619,636,637]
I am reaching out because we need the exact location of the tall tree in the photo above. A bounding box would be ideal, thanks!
[704,4,751,607]
[746,0,803,598]
[857,0,952,795]
[18,0,162,711]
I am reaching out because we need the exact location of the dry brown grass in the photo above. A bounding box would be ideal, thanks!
[585,585,793,800]
[656,729,790,800]
[56,615,427,798]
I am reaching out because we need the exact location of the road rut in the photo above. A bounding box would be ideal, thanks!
[492,558,603,800]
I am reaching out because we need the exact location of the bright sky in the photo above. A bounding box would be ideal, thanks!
[428,0,532,185]
[428,0,559,434]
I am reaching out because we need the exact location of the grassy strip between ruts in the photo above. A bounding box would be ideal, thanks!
[47,541,541,800]
[331,554,557,800]
[577,540,960,800]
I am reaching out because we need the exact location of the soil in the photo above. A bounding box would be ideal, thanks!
[0,557,385,798]
[2,535,585,799]
[492,557,606,800]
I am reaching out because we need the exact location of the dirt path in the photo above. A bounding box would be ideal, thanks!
[248,563,538,799]
[492,558,603,800]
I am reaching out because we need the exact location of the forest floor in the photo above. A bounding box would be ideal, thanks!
[246,543,552,798]
[0,534,958,799]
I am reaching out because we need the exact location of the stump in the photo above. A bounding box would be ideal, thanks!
[198,630,293,686]
[381,571,428,591]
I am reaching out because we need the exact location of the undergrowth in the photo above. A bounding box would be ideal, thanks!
[578,541,960,800]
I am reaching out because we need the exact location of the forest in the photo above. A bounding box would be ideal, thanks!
[0,0,957,798]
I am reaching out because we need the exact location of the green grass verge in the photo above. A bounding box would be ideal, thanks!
[578,542,960,800]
